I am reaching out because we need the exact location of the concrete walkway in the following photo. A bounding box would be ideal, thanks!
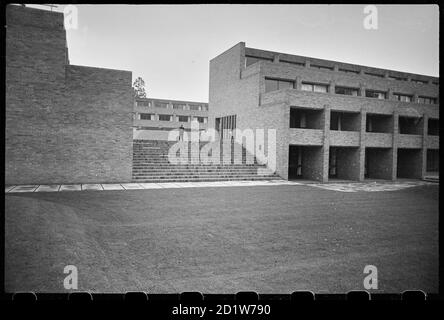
[4,180,300,193]
[4,179,435,194]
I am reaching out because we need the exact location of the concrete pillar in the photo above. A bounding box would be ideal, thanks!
[305,60,310,68]
[321,105,331,182]
[295,76,302,90]
[359,84,366,97]
[329,80,335,94]
[358,109,367,181]
[421,113,429,179]
[391,111,399,180]
[387,88,394,101]
[273,54,280,63]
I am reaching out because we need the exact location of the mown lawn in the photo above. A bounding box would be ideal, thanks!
[5,184,439,293]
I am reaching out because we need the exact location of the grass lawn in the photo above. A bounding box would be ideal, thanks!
[5,184,439,293]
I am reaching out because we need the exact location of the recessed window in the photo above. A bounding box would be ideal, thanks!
[364,72,384,78]
[265,78,295,93]
[365,90,387,100]
[417,96,437,104]
[432,81,439,86]
[393,93,413,102]
[310,64,333,71]
[338,68,359,74]
[366,114,392,133]
[194,116,207,124]
[399,116,422,135]
[335,86,359,96]
[411,79,428,85]
[245,55,273,67]
[280,59,305,66]
[173,103,186,110]
[154,101,169,108]
[137,100,151,107]
[178,115,189,122]
[189,104,201,111]
[388,76,407,81]
[202,105,209,111]
[158,114,172,121]
[139,113,154,120]
[428,119,439,136]
[216,115,236,139]
[301,82,329,93]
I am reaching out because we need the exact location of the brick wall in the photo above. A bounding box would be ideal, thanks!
[5,5,133,184]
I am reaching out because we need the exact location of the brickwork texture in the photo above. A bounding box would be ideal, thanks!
[5,5,133,184]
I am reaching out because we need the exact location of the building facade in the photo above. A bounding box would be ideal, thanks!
[133,98,209,140]
[209,42,439,181]
[5,5,133,184]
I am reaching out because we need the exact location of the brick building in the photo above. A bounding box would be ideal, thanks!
[133,98,208,140]
[5,5,133,185]
[209,42,439,182]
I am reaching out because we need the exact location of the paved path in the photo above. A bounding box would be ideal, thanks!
[5,180,434,194]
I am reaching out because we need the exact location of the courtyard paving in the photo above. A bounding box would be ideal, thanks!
[4,179,435,194]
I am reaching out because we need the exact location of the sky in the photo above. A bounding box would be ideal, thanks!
[29,4,439,102]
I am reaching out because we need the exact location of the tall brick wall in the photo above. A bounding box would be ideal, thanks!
[5,5,133,184]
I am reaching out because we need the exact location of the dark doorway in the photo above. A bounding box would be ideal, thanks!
[289,146,303,179]
[426,149,439,173]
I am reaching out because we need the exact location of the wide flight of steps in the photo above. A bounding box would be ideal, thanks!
[132,140,281,183]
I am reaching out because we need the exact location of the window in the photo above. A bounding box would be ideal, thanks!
[393,93,412,102]
[366,114,392,133]
[280,59,305,66]
[301,82,329,93]
[158,114,172,121]
[417,96,437,104]
[290,108,323,129]
[139,113,153,120]
[364,72,384,78]
[335,86,359,96]
[338,68,359,74]
[137,100,151,107]
[265,78,295,93]
[365,90,387,99]
[245,55,273,67]
[216,115,236,139]
[189,104,201,111]
[388,76,407,81]
[154,101,169,108]
[310,64,333,71]
[411,79,427,85]
[178,115,189,122]
[432,81,439,86]
[399,116,422,135]
[202,105,209,111]
[173,103,186,110]
[194,116,207,123]
[428,119,439,136]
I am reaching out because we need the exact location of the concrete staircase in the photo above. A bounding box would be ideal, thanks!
[132,140,280,182]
